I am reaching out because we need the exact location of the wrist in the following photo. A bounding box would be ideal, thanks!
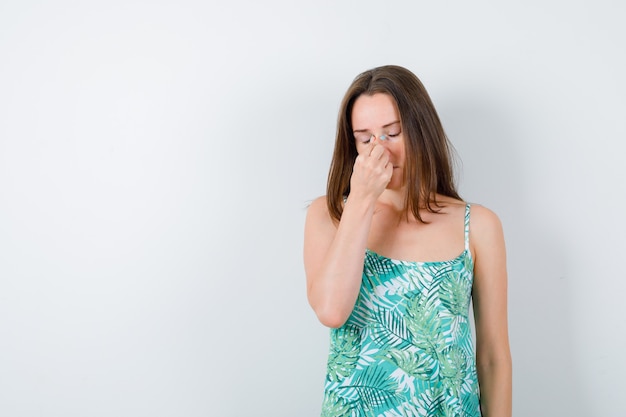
[344,191,378,213]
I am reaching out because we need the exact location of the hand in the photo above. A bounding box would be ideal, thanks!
[350,142,393,200]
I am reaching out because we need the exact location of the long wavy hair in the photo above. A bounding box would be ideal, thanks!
[326,65,461,223]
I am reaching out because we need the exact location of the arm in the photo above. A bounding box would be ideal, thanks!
[303,194,376,328]
[304,142,392,328]
[471,205,512,417]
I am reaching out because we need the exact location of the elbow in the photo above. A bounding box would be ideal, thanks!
[316,311,348,329]
[307,282,354,328]
[477,348,512,375]
[310,301,350,329]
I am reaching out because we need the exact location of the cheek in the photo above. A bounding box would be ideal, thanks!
[390,143,406,158]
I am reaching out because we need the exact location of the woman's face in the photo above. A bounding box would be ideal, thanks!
[351,93,406,190]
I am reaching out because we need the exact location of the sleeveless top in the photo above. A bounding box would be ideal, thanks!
[322,204,481,417]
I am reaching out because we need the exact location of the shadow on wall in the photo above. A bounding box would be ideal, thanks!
[438,91,591,417]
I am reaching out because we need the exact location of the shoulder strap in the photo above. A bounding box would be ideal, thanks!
[464,203,471,251]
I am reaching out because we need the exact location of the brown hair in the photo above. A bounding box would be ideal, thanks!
[326,65,461,223]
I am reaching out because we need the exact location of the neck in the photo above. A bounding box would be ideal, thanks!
[379,188,408,212]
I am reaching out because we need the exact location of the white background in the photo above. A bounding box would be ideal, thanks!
[1,1,625,416]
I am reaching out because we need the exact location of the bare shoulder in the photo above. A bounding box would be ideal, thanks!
[307,195,328,214]
[304,196,339,276]
[305,195,338,233]
[431,195,467,218]
[306,195,331,222]
[469,204,503,230]
[468,204,506,258]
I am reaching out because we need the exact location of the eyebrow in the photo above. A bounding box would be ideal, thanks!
[353,120,401,133]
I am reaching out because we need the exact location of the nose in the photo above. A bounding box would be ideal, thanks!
[371,134,389,144]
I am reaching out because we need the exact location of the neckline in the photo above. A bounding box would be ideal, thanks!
[365,248,470,266]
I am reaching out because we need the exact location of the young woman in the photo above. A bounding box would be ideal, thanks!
[304,65,511,416]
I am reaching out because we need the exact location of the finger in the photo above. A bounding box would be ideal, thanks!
[367,142,377,157]
[353,154,365,168]
[370,143,386,159]
[382,156,393,176]
[377,147,392,165]
[384,158,391,171]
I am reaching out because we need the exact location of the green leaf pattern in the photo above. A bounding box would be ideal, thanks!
[322,204,480,416]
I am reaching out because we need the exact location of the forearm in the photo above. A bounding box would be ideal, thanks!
[477,355,512,417]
